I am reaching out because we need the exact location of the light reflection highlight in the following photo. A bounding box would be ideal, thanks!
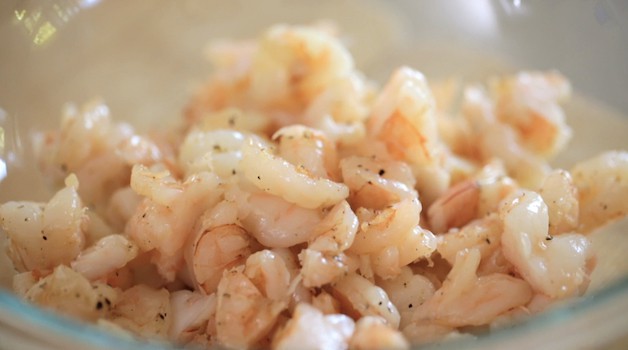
[12,0,102,47]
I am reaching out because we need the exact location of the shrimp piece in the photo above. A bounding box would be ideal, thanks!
[249,24,354,111]
[272,303,355,350]
[179,129,251,178]
[214,267,287,349]
[331,273,400,328]
[0,175,86,272]
[71,234,139,281]
[185,201,252,294]
[299,249,352,288]
[499,190,594,298]
[370,226,438,280]
[539,169,579,235]
[311,291,341,315]
[378,266,435,328]
[244,249,292,301]
[300,201,358,287]
[427,160,514,234]
[462,86,550,189]
[241,192,325,248]
[24,265,118,322]
[349,316,409,350]
[349,198,421,255]
[111,284,172,338]
[12,271,38,297]
[169,290,217,343]
[309,200,358,253]
[126,165,223,281]
[241,139,349,209]
[340,156,416,210]
[368,66,450,205]
[412,249,532,327]
[571,151,628,232]
[273,125,339,180]
[437,214,503,267]
[490,71,572,157]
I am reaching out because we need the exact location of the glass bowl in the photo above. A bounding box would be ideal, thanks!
[1,0,627,349]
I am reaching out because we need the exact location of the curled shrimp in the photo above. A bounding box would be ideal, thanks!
[462,86,551,189]
[489,71,572,157]
[412,248,533,328]
[368,66,449,205]
[272,302,355,350]
[241,139,349,209]
[571,151,628,232]
[0,175,86,272]
[499,190,594,298]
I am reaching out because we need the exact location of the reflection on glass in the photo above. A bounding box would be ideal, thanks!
[12,0,102,47]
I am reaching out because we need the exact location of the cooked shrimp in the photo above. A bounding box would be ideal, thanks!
[0,175,86,272]
[299,201,358,287]
[370,226,438,280]
[378,266,435,328]
[436,214,502,266]
[331,273,400,328]
[349,198,421,255]
[499,190,593,298]
[368,66,450,205]
[462,86,551,189]
[349,316,409,350]
[24,265,119,322]
[340,156,416,210]
[241,192,325,248]
[273,125,339,180]
[214,267,287,349]
[111,284,172,338]
[571,151,628,232]
[244,249,292,302]
[241,139,349,209]
[311,291,341,315]
[539,169,579,235]
[179,128,250,178]
[126,165,223,281]
[489,71,572,157]
[185,200,251,293]
[412,249,532,327]
[71,234,139,281]
[249,24,354,111]
[272,303,355,350]
[169,290,216,343]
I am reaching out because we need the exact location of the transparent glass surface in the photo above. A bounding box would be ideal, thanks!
[1,0,627,349]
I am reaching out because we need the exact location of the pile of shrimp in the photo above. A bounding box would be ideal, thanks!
[2,24,628,349]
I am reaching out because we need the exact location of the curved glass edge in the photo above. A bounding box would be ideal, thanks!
[1,275,628,349]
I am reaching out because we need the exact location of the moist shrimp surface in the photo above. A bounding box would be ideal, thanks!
[1,23,627,350]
